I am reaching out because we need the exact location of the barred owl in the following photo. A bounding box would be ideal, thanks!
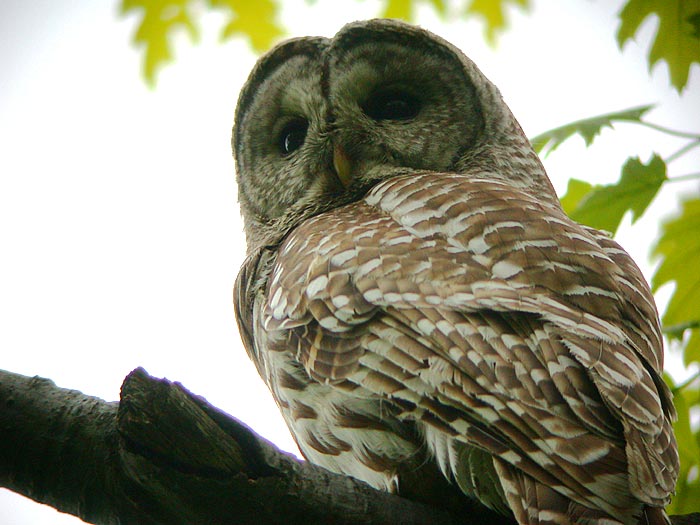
[233,19,678,525]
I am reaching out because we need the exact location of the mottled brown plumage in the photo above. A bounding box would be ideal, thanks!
[233,19,678,525]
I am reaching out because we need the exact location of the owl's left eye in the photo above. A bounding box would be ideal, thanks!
[279,118,309,155]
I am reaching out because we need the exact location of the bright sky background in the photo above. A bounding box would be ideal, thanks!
[1,1,698,523]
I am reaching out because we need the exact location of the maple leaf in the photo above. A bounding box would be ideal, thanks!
[466,0,529,45]
[559,178,594,216]
[381,0,446,21]
[652,196,700,366]
[121,0,199,87]
[617,0,700,92]
[566,154,667,235]
[212,0,284,52]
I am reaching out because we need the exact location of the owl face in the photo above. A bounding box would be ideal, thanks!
[324,25,483,184]
[234,19,549,251]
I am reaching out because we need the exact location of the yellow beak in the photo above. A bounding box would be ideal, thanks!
[333,145,352,189]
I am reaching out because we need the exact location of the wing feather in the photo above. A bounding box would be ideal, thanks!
[260,173,678,518]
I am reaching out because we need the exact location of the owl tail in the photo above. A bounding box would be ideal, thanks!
[492,458,668,525]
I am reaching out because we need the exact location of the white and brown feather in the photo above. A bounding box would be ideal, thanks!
[236,173,677,524]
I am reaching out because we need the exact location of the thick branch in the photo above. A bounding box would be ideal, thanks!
[0,368,698,525]
[0,368,460,524]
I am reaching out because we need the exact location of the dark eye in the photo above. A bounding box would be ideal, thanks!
[363,89,420,121]
[279,118,308,155]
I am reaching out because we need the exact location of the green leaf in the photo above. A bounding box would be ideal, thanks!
[689,11,700,38]
[465,0,529,45]
[211,0,284,52]
[381,0,447,21]
[568,154,667,234]
[121,0,199,87]
[429,0,447,17]
[383,0,412,20]
[559,178,594,216]
[666,376,700,514]
[652,196,700,366]
[617,0,700,92]
[530,105,654,156]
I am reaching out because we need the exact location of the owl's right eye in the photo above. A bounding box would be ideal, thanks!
[279,118,309,155]
[363,88,420,121]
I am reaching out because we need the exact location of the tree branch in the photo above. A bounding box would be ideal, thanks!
[0,368,698,524]
[0,368,463,524]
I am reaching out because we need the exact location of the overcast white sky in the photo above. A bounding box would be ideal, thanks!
[1,1,698,523]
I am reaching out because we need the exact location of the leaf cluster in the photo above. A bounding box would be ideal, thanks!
[121,0,539,84]
[120,0,700,91]
[121,0,284,86]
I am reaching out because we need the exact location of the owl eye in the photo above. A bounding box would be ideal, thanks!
[279,118,309,155]
[363,89,420,121]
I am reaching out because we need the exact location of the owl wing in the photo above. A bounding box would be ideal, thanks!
[251,172,678,520]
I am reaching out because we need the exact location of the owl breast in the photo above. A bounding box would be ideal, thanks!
[259,319,422,492]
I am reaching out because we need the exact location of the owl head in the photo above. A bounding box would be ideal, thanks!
[233,19,556,252]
